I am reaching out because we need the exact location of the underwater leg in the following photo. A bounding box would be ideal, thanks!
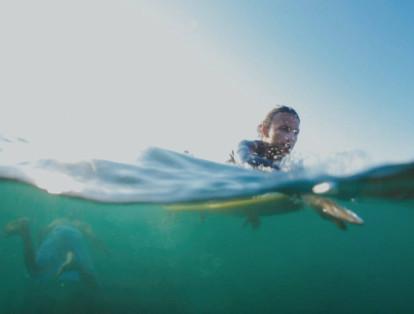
[4,217,39,275]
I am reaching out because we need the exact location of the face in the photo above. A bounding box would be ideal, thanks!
[262,112,300,156]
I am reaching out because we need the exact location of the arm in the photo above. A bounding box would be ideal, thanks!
[57,251,98,288]
[302,195,364,229]
[237,140,279,169]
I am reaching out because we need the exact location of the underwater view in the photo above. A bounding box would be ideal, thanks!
[1,140,413,314]
[2,0,413,312]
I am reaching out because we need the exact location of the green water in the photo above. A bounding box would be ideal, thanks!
[1,180,413,314]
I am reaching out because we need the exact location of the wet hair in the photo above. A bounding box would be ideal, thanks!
[257,106,300,138]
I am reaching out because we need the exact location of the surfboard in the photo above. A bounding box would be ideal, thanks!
[165,192,363,229]
[165,192,295,212]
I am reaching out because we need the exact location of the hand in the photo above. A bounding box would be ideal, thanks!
[56,251,77,278]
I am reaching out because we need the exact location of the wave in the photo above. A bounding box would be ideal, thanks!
[0,141,413,204]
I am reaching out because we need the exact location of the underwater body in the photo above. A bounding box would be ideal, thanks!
[1,139,414,314]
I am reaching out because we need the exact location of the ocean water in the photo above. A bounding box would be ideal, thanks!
[1,142,413,314]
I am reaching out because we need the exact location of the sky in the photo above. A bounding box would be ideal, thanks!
[0,0,413,166]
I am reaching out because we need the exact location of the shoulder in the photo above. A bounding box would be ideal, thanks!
[238,140,261,149]
[238,140,267,153]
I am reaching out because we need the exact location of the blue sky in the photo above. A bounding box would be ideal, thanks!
[161,0,414,163]
[0,0,413,165]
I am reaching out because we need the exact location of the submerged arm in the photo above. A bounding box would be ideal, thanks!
[57,251,98,288]
[302,195,364,229]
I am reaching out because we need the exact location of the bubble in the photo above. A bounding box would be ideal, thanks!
[312,182,334,194]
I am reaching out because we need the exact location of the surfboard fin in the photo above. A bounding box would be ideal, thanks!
[243,212,261,229]
[334,219,348,230]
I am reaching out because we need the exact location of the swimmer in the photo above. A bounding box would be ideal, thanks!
[3,217,102,287]
[229,105,364,229]
[229,106,300,170]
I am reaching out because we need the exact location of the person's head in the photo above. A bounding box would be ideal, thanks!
[257,106,300,157]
